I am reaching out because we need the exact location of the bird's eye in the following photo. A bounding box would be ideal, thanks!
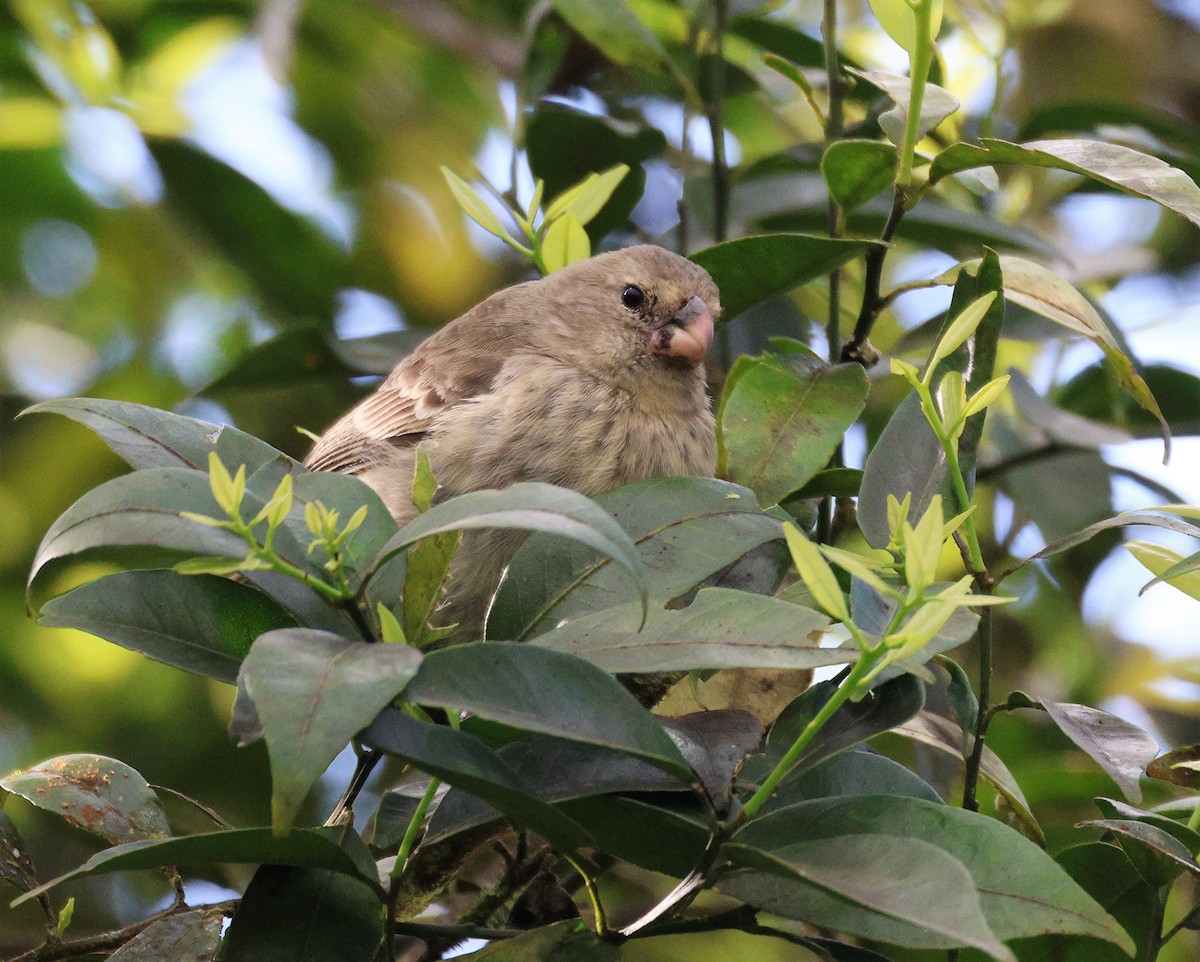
[621,285,646,310]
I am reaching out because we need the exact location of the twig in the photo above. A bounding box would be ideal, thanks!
[960,607,993,812]
[324,746,382,827]
[9,902,237,962]
[842,196,904,363]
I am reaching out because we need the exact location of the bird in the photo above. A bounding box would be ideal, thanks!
[304,244,721,640]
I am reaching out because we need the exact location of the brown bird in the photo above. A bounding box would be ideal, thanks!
[305,244,720,639]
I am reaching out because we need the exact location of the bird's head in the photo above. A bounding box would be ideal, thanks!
[536,245,721,377]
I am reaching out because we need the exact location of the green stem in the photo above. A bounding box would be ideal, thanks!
[742,653,880,818]
[897,0,934,192]
[564,854,608,936]
[960,607,992,812]
[393,779,442,878]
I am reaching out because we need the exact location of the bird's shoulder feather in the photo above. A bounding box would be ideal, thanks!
[303,284,535,473]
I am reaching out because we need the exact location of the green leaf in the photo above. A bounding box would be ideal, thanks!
[723,834,1009,958]
[361,709,595,852]
[405,643,690,778]
[893,711,1043,843]
[108,908,225,962]
[28,467,310,604]
[12,827,383,907]
[0,810,37,895]
[848,67,958,146]
[413,732,685,848]
[1011,842,1157,962]
[759,197,1054,256]
[1,755,169,846]
[931,137,1200,228]
[549,0,668,70]
[441,167,511,241]
[1003,508,1200,577]
[690,234,873,319]
[928,293,998,373]
[1128,540,1200,601]
[1094,797,1200,855]
[767,746,943,806]
[365,482,647,620]
[1077,819,1200,883]
[543,164,629,226]
[1040,701,1158,804]
[20,397,292,472]
[525,106,665,243]
[488,477,783,642]
[38,570,298,684]
[784,525,850,622]
[238,628,422,832]
[867,0,943,55]
[763,675,925,784]
[731,794,1132,952]
[821,140,897,209]
[531,587,839,673]
[222,865,383,962]
[541,212,590,273]
[718,349,869,505]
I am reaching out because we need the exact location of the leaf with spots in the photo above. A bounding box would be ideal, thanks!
[108,907,226,962]
[0,809,39,894]
[1,755,169,845]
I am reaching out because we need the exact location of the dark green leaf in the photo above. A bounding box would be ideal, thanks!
[202,324,361,395]
[222,865,382,962]
[763,675,925,786]
[930,138,1200,228]
[731,795,1132,951]
[821,140,897,210]
[892,712,1042,843]
[11,827,382,906]
[790,468,864,499]
[1077,819,1199,879]
[360,709,594,852]
[718,349,869,506]
[937,656,980,738]
[532,588,838,674]
[1008,369,1132,448]
[526,105,665,243]
[20,397,291,472]
[458,920,618,960]
[406,643,690,778]
[759,746,943,807]
[1011,842,1156,962]
[690,234,872,320]
[0,810,38,894]
[418,733,682,848]
[1,754,169,846]
[489,478,783,642]
[664,710,763,806]
[726,16,828,69]
[549,0,668,70]
[758,198,1055,256]
[556,794,710,876]
[38,570,297,684]
[1019,100,1200,154]
[108,908,225,962]
[366,482,646,619]
[722,834,1009,958]
[1040,701,1157,803]
[152,141,345,317]
[29,467,311,603]
[238,628,422,832]
[1094,797,1200,855]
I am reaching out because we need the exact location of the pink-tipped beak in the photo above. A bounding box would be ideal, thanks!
[651,295,715,363]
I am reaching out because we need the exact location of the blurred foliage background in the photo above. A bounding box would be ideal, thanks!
[2,0,1200,956]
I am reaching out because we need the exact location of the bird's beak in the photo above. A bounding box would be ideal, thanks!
[651,295,715,363]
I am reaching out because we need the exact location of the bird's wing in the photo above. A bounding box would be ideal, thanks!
[304,289,531,474]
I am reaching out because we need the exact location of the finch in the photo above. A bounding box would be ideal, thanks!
[305,244,720,639]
